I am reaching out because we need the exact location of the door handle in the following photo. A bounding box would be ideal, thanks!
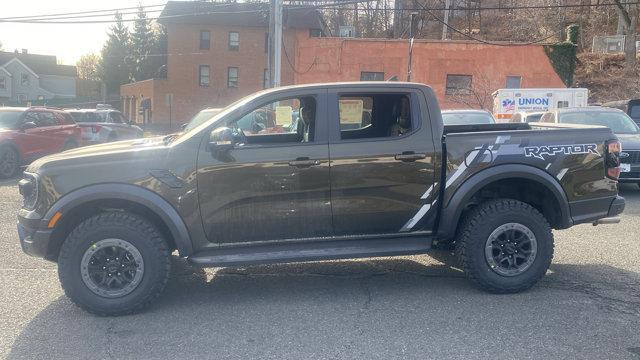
[395,152,427,162]
[289,157,321,168]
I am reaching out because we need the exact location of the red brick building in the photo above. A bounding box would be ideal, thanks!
[121,1,324,126]
[121,1,566,127]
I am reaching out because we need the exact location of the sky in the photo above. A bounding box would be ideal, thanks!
[0,0,166,65]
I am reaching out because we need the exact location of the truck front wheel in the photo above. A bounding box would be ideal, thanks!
[58,212,171,316]
[457,199,554,293]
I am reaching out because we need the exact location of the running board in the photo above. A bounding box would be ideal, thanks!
[188,236,432,267]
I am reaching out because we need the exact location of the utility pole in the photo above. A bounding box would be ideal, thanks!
[273,0,283,87]
[442,0,452,40]
[407,13,417,82]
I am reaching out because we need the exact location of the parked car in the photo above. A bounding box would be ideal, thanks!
[18,82,624,315]
[441,109,495,125]
[0,107,81,178]
[509,111,545,123]
[602,99,640,126]
[66,109,143,144]
[540,106,640,187]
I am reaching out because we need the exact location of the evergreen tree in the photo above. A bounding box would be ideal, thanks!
[99,12,131,94]
[130,5,155,81]
[150,24,168,79]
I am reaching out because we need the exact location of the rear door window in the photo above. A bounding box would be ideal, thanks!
[336,93,413,140]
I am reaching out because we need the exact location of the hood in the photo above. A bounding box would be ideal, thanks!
[615,133,640,151]
[28,136,168,173]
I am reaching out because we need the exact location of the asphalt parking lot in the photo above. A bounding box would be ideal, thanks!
[1,178,639,360]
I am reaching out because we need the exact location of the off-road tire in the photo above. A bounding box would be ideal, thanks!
[58,212,171,316]
[457,199,554,293]
[0,144,20,179]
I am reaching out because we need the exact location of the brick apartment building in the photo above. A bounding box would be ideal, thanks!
[120,1,324,126]
[121,1,565,127]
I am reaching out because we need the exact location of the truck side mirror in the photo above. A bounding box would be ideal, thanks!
[208,127,236,153]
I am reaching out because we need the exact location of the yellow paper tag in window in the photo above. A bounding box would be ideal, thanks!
[339,99,364,124]
[275,106,293,126]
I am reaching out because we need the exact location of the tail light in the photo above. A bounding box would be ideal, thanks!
[605,139,621,180]
[91,125,102,133]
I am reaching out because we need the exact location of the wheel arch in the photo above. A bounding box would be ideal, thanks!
[44,183,193,261]
[437,164,572,240]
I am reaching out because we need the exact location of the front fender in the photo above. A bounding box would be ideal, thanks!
[437,164,572,240]
[43,183,193,255]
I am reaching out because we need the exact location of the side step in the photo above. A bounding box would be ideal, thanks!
[188,236,432,267]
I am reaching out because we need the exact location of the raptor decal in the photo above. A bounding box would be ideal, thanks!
[524,144,599,160]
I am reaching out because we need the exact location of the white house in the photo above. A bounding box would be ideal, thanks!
[0,51,76,104]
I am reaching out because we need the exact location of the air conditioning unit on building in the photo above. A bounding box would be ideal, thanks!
[339,26,356,38]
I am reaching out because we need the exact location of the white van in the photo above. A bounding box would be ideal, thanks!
[492,88,589,122]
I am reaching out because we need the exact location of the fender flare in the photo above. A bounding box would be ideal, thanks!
[44,183,193,255]
[437,164,572,240]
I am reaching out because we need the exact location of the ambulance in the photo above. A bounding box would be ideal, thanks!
[492,88,589,122]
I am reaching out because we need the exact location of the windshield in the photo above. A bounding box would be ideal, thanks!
[442,112,494,125]
[559,111,640,134]
[524,113,543,122]
[184,109,221,132]
[0,111,23,130]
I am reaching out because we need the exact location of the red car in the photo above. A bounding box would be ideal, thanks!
[0,107,82,178]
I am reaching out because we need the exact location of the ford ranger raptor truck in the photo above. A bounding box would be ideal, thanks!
[17,82,625,315]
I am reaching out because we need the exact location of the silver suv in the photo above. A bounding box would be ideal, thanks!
[67,109,143,144]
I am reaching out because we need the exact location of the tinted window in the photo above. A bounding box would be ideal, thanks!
[629,105,640,120]
[228,96,314,143]
[0,111,22,129]
[338,94,412,140]
[442,112,494,125]
[108,112,124,123]
[59,112,76,125]
[35,112,58,127]
[559,111,640,134]
[76,112,100,123]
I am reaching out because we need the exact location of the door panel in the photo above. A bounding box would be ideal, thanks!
[327,90,438,236]
[197,90,332,245]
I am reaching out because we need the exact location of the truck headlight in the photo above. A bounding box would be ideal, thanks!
[18,172,39,210]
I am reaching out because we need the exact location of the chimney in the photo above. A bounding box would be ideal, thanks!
[21,49,28,54]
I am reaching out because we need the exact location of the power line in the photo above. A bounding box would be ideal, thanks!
[4,9,164,22]
[290,1,640,11]
[414,1,561,46]
[0,3,166,21]
[0,9,268,24]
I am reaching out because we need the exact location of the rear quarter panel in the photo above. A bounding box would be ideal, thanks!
[441,128,618,208]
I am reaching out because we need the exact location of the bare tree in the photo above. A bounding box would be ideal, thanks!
[446,71,501,110]
[613,0,639,75]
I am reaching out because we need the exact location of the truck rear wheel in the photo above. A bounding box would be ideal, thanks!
[58,212,171,316]
[457,199,554,293]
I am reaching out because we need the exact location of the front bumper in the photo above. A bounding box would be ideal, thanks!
[17,216,53,259]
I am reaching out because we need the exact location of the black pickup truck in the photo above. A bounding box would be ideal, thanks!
[17,82,625,315]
